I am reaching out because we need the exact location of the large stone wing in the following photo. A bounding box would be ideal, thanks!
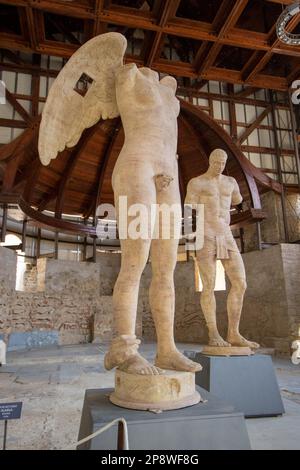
[38,33,127,165]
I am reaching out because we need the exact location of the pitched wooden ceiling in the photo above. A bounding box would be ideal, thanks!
[0,0,300,91]
[0,0,293,234]
[0,99,278,236]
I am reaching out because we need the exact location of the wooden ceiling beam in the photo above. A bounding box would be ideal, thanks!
[92,122,121,222]
[243,12,300,82]
[0,121,39,162]
[264,0,294,5]
[25,6,39,49]
[38,124,102,213]
[31,54,41,118]
[5,88,33,125]
[1,5,300,63]
[234,86,261,98]
[287,63,300,85]
[145,31,164,67]
[197,43,222,75]
[0,59,59,77]
[196,0,249,75]
[93,0,106,36]
[177,86,276,108]
[237,106,272,145]
[0,118,27,128]
[22,156,40,201]
[84,120,121,220]
[212,0,248,36]
[0,48,24,65]
[47,15,82,46]
[202,67,287,91]
[145,0,181,67]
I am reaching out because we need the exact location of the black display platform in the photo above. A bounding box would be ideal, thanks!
[188,352,285,418]
[77,387,251,450]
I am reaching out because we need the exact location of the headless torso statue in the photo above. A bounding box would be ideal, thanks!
[104,63,201,374]
[185,149,259,352]
[38,33,201,410]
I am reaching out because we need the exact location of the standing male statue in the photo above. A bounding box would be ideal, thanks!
[38,32,201,376]
[185,149,259,351]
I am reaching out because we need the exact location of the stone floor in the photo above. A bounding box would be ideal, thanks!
[0,342,300,450]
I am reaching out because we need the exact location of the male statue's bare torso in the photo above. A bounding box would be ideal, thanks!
[191,174,237,237]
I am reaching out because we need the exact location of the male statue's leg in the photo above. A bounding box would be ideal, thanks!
[149,172,201,372]
[222,251,259,349]
[150,239,202,372]
[104,165,163,375]
[105,238,163,374]
[197,255,231,347]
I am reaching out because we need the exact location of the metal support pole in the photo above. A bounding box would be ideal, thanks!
[92,237,97,263]
[36,228,41,259]
[21,217,27,253]
[1,203,8,243]
[256,222,262,251]
[269,90,289,243]
[54,232,59,260]
[239,227,245,253]
[3,420,7,450]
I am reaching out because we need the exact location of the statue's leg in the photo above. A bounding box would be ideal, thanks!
[105,162,163,375]
[151,238,202,372]
[150,172,202,372]
[197,253,231,347]
[223,251,259,349]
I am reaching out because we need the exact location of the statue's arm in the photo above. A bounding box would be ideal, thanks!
[185,179,199,206]
[231,178,243,206]
[185,179,200,237]
[115,63,138,89]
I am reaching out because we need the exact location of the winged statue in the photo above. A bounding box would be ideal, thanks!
[38,32,202,378]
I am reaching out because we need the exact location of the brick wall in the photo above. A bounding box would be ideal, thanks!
[1,244,299,355]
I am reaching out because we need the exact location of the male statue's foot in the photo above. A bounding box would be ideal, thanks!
[104,334,141,371]
[118,353,164,375]
[227,332,260,349]
[208,332,231,347]
[155,349,202,373]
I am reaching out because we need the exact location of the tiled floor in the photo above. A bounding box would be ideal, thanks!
[0,343,299,450]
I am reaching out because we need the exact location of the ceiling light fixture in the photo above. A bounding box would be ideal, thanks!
[276,2,300,45]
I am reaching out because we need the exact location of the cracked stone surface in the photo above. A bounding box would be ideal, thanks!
[0,343,299,450]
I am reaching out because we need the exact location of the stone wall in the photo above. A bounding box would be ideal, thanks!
[0,249,131,349]
[0,244,299,355]
[243,192,300,252]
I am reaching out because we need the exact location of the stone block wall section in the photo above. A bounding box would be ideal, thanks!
[243,192,300,252]
[0,244,299,355]
[0,249,142,348]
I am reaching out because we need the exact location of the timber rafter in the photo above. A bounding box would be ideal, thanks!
[0,0,299,90]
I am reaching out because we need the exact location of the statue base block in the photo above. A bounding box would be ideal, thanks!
[77,387,251,449]
[201,345,253,356]
[109,369,201,411]
[187,352,285,418]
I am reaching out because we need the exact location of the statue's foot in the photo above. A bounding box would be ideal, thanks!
[227,333,259,349]
[104,334,141,371]
[118,353,164,375]
[155,349,202,373]
[208,333,231,348]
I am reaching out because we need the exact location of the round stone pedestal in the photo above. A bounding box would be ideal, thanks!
[109,369,201,411]
[201,345,254,356]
